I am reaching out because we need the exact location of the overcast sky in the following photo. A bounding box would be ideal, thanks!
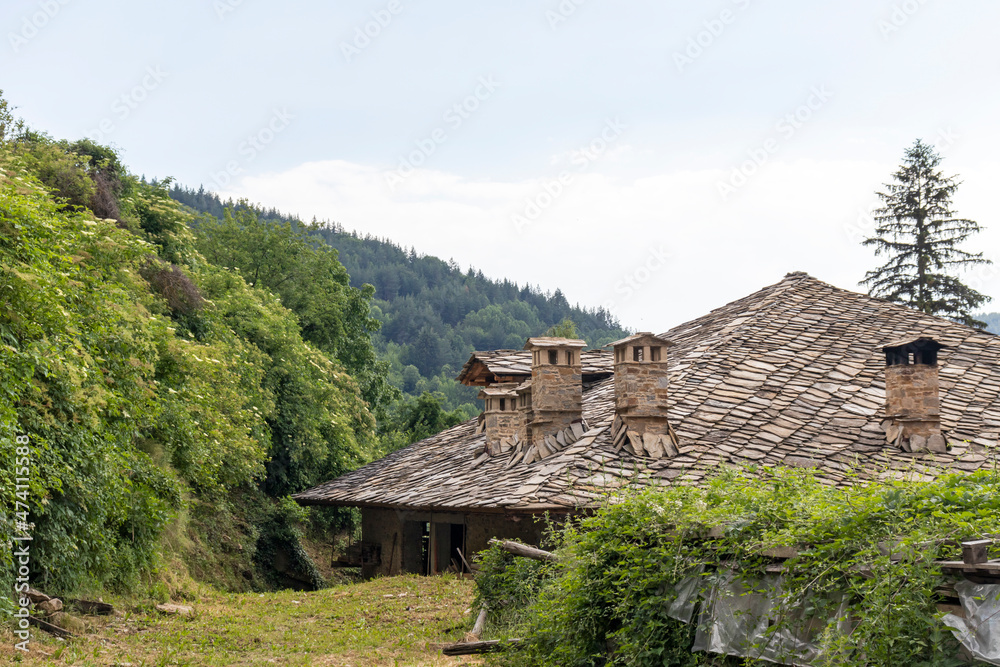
[3,0,999,332]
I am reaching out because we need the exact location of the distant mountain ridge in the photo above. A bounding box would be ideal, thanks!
[980,312,1000,334]
[170,185,629,414]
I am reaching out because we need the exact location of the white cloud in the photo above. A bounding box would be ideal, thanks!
[220,155,1000,332]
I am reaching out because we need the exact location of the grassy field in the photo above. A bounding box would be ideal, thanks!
[1,575,482,666]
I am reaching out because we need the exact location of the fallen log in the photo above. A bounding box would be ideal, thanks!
[489,539,556,563]
[66,598,115,616]
[442,639,522,656]
[28,615,75,639]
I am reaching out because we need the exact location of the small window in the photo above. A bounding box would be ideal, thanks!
[632,346,644,362]
[500,398,506,411]
[565,350,574,365]
[548,350,559,365]
[650,346,661,362]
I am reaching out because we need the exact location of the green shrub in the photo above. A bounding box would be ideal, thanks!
[490,466,997,666]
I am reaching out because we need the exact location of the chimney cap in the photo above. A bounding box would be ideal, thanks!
[479,385,518,398]
[881,336,948,353]
[605,332,674,348]
[523,337,587,350]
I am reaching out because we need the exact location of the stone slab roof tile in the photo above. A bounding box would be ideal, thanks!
[294,273,1000,512]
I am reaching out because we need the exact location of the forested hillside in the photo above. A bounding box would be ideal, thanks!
[980,312,1000,334]
[170,185,630,417]
[0,93,386,602]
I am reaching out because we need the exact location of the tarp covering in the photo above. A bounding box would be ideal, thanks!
[944,581,1000,665]
[691,571,848,666]
[666,566,704,624]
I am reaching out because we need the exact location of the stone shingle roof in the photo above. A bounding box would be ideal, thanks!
[456,349,613,386]
[294,273,1000,513]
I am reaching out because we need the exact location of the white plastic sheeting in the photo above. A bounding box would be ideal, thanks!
[688,571,848,666]
[666,566,704,624]
[944,581,1000,665]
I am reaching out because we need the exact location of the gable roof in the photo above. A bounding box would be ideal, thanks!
[294,273,1000,513]
[455,348,614,386]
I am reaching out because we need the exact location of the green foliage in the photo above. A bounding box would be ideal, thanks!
[169,185,630,416]
[0,96,382,597]
[193,206,394,420]
[474,542,552,638]
[380,391,467,451]
[862,139,992,327]
[490,466,1000,666]
[0,91,24,143]
[544,317,580,339]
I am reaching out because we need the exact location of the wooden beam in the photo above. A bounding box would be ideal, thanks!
[442,639,522,656]
[470,606,488,640]
[489,539,557,563]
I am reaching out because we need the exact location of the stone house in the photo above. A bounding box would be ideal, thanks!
[293,272,1000,577]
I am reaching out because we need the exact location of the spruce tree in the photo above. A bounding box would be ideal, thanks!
[861,139,992,327]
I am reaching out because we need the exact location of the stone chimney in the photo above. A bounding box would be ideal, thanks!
[882,337,948,452]
[523,337,586,446]
[609,333,674,437]
[478,383,519,456]
[515,379,533,445]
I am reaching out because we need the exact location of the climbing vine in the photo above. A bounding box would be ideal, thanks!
[476,464,1000,666]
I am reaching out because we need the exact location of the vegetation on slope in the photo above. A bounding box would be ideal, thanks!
[169,185,630,420]
[0,94,381,604]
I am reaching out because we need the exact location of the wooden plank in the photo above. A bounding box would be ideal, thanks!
[29,615,74,639]
[470,606,488,639]
[938,561,1000,572]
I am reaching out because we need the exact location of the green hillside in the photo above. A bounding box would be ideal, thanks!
[0,94,387,601]
[169,185,630,418]
[980,312,1000,334]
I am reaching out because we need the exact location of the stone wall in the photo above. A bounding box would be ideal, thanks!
[360,507,403,578]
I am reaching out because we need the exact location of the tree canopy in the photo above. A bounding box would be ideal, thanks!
[861,139,992,327]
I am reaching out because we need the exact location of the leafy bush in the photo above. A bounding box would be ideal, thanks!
[490,465,1000,666]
